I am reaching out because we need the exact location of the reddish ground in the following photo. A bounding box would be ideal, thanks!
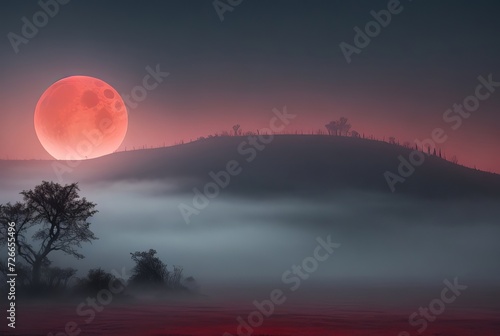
[2,303,500,336]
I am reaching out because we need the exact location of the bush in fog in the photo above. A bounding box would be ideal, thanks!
[129,249,186,291]
[76,268,118,295]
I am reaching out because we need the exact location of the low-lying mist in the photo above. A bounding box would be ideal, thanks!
[2,178,499,307]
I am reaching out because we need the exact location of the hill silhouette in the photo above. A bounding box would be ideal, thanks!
[1,135,499,199]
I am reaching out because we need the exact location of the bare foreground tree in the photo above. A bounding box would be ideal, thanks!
[0,181,98,288]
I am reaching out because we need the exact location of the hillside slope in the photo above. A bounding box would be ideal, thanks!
[1,135,499,199]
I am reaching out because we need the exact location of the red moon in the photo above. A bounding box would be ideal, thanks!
[34,76,128,160]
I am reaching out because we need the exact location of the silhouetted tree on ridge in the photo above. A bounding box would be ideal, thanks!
[325,121,338,135]
[338,117,351,136]
[232,124,241,136]
[326,117,352,136]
